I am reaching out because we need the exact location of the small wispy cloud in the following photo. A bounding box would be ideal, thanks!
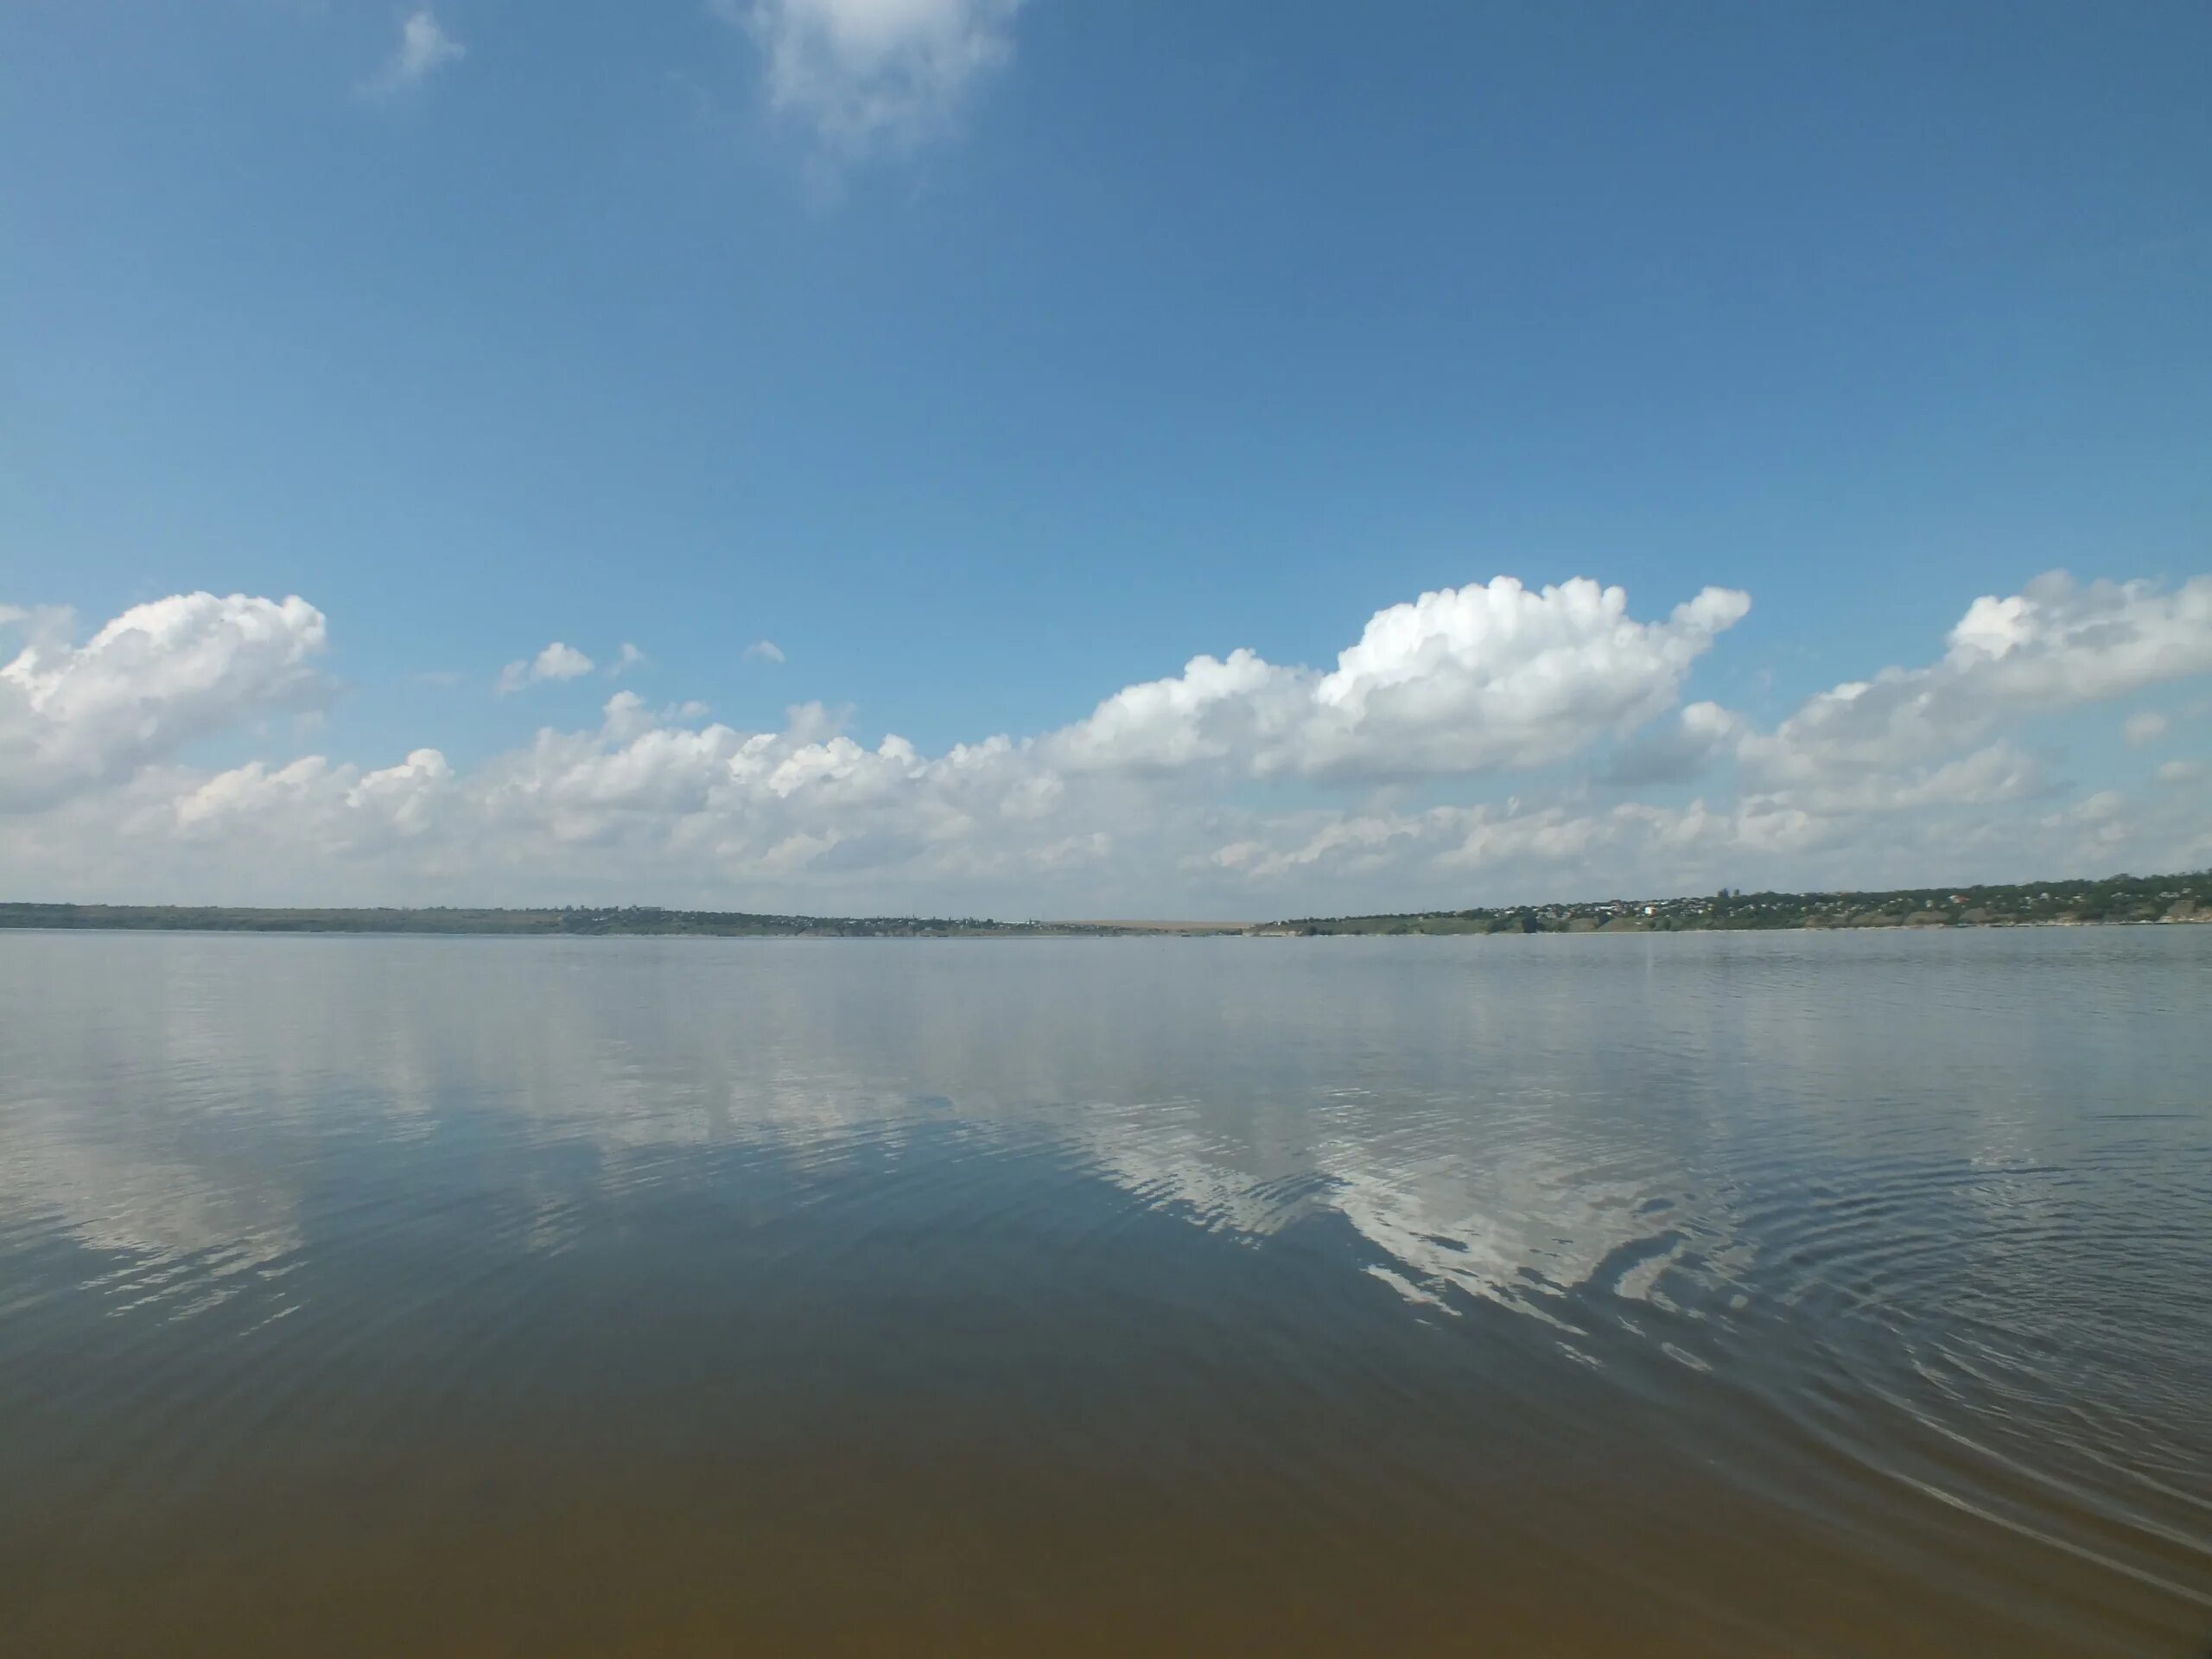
[0,602,76,655]
[365,10,466,97]
[496,641,594,696]
[610,642,649,677]
[2124,709,2170,747]
[746,639,786,664]
[717,0,1025,162]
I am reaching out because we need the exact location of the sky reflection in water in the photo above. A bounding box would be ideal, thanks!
[1,928,2207,1656]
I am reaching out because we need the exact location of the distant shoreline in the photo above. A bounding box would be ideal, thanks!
[0,904,1246,940]
[1267,869,2206,935]
[3,871,2206,940]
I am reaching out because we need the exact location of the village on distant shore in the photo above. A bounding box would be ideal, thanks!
[2,869,2208,940]
[1264,869,2211,935]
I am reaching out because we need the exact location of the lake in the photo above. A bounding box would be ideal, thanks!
[1,926,2207,1656]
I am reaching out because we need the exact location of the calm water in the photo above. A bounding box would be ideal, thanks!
[1,928,2208,1656]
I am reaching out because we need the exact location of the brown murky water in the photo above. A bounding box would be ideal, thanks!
[2,927,2208,1656]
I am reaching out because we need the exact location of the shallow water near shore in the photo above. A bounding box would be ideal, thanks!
[2,925,2208,1656]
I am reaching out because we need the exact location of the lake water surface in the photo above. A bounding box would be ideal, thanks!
[2,927,2208,1656]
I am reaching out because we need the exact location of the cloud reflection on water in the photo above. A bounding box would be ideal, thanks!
[3,928,2196,1344]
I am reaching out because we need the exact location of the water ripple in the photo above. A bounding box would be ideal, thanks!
[0,926,2206,1656]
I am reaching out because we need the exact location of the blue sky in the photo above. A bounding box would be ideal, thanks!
[3,1,2209,913]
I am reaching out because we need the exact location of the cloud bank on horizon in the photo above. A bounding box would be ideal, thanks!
[3,569,2208,914]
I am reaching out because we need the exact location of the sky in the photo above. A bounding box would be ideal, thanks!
[3,0,2209,917]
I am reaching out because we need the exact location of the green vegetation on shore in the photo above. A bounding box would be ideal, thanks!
[2,869,2207,940]
[1268,870,2211,935]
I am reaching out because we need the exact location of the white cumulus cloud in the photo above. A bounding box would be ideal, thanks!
[1738,572,2212,800]
[1047,577,1751,783]
[496,642,596,696]
[746,639,786,664]
[0,593,328,811]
